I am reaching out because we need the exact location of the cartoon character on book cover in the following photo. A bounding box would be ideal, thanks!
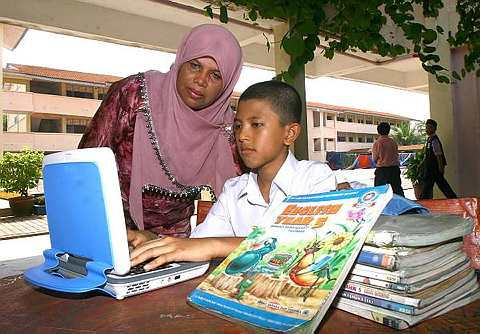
[194,190,383,320]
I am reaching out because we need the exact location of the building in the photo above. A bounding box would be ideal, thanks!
[2,63,411,159]
[1,63,119,153]
[306,102,410,161]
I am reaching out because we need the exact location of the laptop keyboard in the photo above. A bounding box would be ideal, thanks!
[125,262,174,276]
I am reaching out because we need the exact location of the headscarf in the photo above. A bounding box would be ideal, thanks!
[130,24,243,229]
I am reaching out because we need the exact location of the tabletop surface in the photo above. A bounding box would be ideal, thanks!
[1,268,479,334]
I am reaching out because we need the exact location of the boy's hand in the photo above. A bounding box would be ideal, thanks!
[127,229,157,247]
[129,237,215,271]
[336,182,352,190]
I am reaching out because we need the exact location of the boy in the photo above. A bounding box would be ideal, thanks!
[129,80,336,270]
[372,122,404,196]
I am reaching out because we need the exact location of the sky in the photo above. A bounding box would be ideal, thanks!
[2,29,430,120]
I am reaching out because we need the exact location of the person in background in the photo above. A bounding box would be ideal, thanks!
[79,24,243,239]
[419,119,457,199]
[128,80,337,271]
[346,154,376,170]
[372,122,404,196]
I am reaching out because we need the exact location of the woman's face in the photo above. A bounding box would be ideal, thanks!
[176,57,224,110]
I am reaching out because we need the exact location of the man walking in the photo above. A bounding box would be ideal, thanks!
[419,119,457,199]
[372,122,404,196]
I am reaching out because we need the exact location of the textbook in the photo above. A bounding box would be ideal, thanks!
[342,267,475,308]
[358,241,463,270]
[351,250,468,283]
[335,283,480,330]
[366,214,474,247]
[187,186,393,333]
[339,274,477,315]
[347,260,472,293]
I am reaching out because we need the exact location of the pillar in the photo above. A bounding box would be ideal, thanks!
[272,23,309,160]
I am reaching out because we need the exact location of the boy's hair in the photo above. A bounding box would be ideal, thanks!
[377,122,391,135]
[426,118,437,130]
[238,80,302,125]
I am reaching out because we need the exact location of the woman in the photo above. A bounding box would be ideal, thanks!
[79,24,243,239]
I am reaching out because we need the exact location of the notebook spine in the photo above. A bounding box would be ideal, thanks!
[343,281,420,307]
[357,251,396,270]
[339,290,416,314]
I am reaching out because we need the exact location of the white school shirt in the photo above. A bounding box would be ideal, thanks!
[190,152,337,238]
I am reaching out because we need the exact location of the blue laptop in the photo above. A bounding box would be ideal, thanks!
[25,147,209,299]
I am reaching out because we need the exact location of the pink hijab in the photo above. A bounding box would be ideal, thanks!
[130,24,243,229]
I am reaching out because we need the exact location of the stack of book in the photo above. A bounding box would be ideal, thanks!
[334,213,480,330]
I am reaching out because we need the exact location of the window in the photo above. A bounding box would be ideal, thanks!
[31,117,61,133]
[313,138,322,152]
[348,136,354,142]
[3,82,27,92]
[97,87,108,100]
[3,113,28,132]
[66,119,88,134]
[347,117,353,123]
[366,136,374,143]
[30,80,61,95]
[357,119,364,124]
[65,84,94,99]
[337,135,346,142]
[66,90,94,99]
[337,115,345,122]
[326,114,333,120]
[365,118,373,124]
[358,137,365,143]
[313,111,321,127]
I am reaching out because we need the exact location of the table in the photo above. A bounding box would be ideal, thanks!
[1,268,479,334]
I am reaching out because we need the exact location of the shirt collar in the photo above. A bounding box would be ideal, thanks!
[237,151,298,201]
[272,151,298,196]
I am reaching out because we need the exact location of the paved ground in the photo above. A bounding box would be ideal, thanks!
[0,215,48,240]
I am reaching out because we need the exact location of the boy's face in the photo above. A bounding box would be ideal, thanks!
[234,99,298,172]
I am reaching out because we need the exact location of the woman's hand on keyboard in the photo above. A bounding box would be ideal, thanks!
[127,229,157,248]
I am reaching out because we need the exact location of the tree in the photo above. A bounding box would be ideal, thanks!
[205,1,480,84]
[391,121,426,145]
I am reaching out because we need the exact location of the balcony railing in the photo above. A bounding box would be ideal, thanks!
[2,132,83,152]
[2,91,101,117]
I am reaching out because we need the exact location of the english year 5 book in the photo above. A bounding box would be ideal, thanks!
[187,186,392,333]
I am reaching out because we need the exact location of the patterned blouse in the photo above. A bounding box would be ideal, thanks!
[79,73,242,238]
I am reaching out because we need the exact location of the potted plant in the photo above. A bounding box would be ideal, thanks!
[0,148,44,216]
[404,149,425,199]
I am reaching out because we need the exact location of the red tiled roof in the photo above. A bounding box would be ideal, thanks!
[307,101,411,120]
[231,91,411,120]
[4,63,122,85]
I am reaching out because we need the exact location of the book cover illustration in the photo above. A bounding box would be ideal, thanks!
[188,186,392,333]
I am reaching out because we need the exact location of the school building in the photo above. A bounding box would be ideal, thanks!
[1,63,411,160]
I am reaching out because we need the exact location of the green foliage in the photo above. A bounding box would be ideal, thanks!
[0,148,44,197]
[204,0,480,84]
[405,148,425,185]
[391,121,426,145]
[34,195,45,205]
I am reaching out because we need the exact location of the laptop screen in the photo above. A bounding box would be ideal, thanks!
[43,148,130,275]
